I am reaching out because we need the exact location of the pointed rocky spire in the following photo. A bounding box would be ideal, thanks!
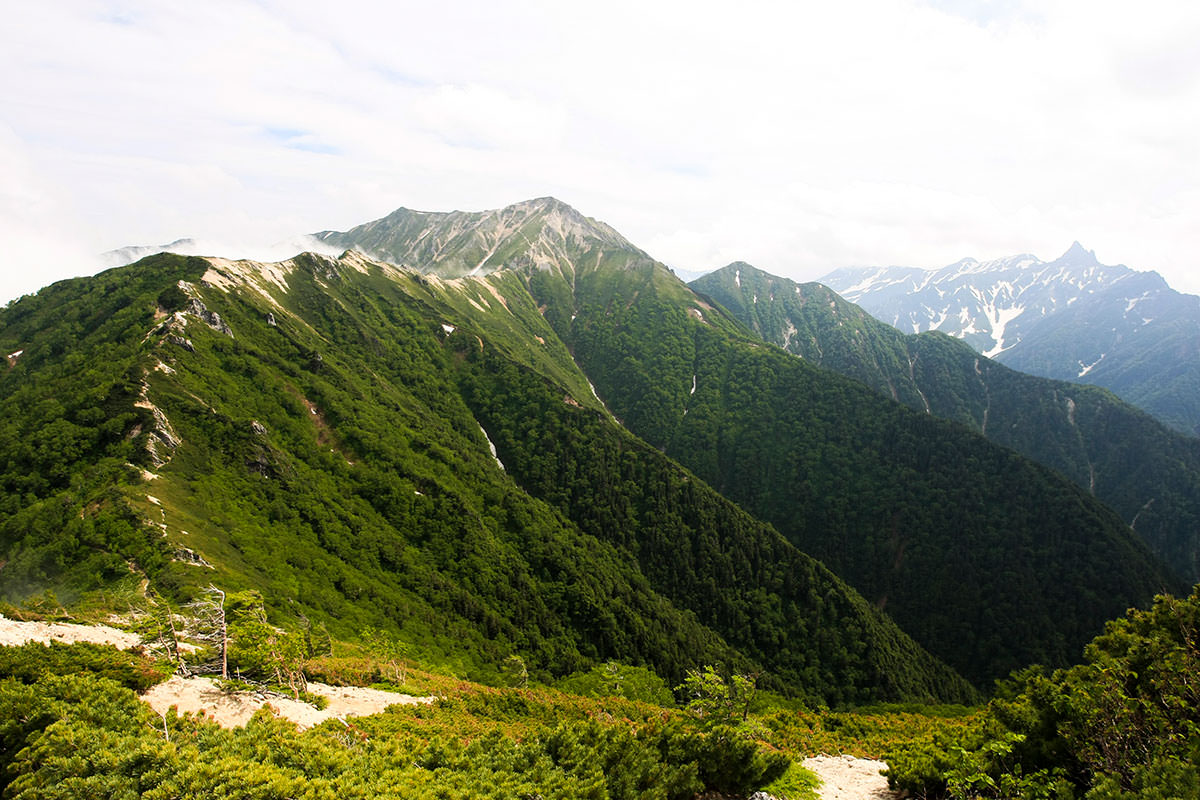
[1059,241,1099,265]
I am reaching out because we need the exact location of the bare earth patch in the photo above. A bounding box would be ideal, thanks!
[0,614,143,649]
[1,614,434,730]
[802,754,899,800]
[142,676,435,729]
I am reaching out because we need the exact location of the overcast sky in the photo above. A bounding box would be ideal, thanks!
[2,0,1199,303]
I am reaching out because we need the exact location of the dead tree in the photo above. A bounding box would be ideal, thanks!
[184,585,228,678]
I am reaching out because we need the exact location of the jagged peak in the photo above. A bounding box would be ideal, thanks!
[1058,241,1099,265]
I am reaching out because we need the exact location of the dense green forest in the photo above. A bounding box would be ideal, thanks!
[0,251,971,704]
[2,196,1199,797]
[555,258,1178,686]
[692,262,1200,584]
[455,337,974,705]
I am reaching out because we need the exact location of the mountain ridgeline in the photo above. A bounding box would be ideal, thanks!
[0,197,1184,703]
[316,199,1179,688]
[691,262,1200,585]
[820,246,1200,437]
[0,247,972,705]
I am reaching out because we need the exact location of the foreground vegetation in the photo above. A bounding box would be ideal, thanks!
[884,586,1200,798]
[0,626,803,800]
[0,592,973,800]
[4,584,1196,798]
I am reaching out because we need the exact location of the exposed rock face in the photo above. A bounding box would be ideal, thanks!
[134,385,181,469]
[312,196,651,281]
[174,546,213,568]
[185,298,234,337]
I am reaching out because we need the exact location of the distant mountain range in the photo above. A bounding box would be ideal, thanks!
[820,245,1200,436]
[100,238,198,267]
[311,200,1178,686]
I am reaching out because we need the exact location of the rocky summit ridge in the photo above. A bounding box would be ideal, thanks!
[313,196,649,281]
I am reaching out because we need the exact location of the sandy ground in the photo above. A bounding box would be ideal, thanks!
[0,614,143,649]
[802,754,899,800]
[1,614,434,730]
[142,675,435,729]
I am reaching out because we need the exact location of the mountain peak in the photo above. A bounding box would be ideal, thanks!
[517,195,571,211]
[1059,241,1098,265]
[312,197,647,280]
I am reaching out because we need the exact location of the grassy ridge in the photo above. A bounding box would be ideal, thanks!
[0,252,972,704]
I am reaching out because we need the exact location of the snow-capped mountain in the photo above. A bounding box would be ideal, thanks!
[821,243,1133,357]
[821,244,1200,436]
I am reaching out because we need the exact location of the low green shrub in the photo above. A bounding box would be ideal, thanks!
[0,641,169,690]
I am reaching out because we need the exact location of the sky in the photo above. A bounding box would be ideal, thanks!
[2,0,1200,303]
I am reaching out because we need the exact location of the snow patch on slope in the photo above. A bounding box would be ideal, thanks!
[1078,354,1106,377]
[983,304,1025,357]
[478,423,505,471]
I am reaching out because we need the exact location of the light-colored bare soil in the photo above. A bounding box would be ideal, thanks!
[1,614,434,730]
[142,675,435,729]
[0,614,143,649]
[802,754,899,800]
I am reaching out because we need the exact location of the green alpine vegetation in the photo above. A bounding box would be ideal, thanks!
[1,195,1198,798]
[312,198,1181,688]
[692,262,1200,585]
[0,638,795,800]
[0,244,972,705]
[883,585,1200,798]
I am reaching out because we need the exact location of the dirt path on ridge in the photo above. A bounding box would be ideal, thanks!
[802,754,900,800]
[142,675,434,729]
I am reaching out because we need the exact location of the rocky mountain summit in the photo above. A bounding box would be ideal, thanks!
[313,196,650,281]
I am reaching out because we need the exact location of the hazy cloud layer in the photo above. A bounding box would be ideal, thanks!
[2,0,1199,302]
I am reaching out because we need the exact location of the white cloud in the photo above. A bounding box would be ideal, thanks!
[2,0,1200,300]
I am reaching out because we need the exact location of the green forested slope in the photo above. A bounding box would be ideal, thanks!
[547,259,1177,687]
[307,197,1182,688]
[692,262,1200,584]
[0,251,971,703]
[454,340,973,705]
